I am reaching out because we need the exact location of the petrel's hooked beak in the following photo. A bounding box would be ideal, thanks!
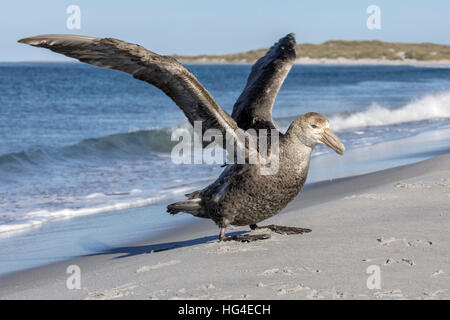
[320,128,345,155]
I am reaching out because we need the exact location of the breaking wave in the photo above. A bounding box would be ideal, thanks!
[1,91,450,169]
[0,128,176,168]
[329,91,450,131]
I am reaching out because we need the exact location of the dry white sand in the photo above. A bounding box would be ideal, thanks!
[0,153,449,300]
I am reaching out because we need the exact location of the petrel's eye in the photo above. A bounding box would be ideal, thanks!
[311,124,318,129]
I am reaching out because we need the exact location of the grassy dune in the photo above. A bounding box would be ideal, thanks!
[172,40,450,63]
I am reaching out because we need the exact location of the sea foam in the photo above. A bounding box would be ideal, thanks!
[330,91,450,131]
[0,186,195,235]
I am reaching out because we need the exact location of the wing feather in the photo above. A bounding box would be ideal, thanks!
[18,34,240,144]
[231,33,296,130]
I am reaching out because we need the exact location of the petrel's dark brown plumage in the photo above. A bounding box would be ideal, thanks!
[18,33,345,241]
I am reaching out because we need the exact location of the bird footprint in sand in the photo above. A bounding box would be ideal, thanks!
[376,237,432,247]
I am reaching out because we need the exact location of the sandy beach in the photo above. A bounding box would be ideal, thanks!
[0,152,448,300]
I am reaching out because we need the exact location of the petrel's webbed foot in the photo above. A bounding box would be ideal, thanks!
[225,233,271,242]
[250,224,312,235]
[219,228,271,242]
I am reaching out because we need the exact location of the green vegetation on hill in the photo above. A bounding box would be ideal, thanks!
[172,40,450,63]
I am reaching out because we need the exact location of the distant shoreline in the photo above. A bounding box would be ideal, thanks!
[5,39,450,67]
[292,57,450,66]
[176,57,450,67]
[173,40,450,66]
[3,59,450,67]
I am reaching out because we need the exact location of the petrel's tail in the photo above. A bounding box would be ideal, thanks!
[167,198,202,215]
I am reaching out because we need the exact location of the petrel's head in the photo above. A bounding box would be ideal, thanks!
[289,112,345,155]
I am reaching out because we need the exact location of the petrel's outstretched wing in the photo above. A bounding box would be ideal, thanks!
[231,33,296,130]
[18,34,241,147]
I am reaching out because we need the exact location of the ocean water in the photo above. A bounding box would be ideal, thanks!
[1,62,450,239]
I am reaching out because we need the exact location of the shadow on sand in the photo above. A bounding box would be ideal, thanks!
[84,230,248,259]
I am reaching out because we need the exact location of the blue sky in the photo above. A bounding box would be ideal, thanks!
[1,0,449,61]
